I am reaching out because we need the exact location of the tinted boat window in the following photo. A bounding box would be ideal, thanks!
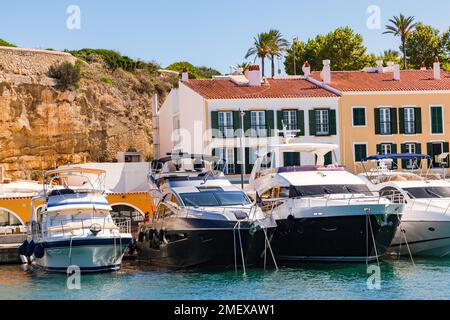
[403,187,450,199]
[180,191,250,207]
[290,184,370,197]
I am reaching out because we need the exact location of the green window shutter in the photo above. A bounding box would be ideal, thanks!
[427,143,433,167]
[391,143,398,168]
[277,111,284,136]
[374,108,380,134]
[431,107,443,134]
[398,108,405,134]
[265,110,275,137]
[233,111,241,136]
[297,110,305,136]
[245,147,252,174]
[234,148,241,174]
[353,108,366,126]
[414,108,422,133]
[329,109,337,135]
[415,143,422,154]
[376,144,381,154]
[243,111,251,135]
[390,108,398,134]
[211,111,219,138]
[400,144,407,169]
[354,144,367,162]
[444,142,450,168]
[324,152,332,165]
[309,110,316,136]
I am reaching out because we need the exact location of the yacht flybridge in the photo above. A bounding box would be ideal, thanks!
[21,167,132,272]
[358,153,450,257]
[136,153,277,269]
[248,143,404,262]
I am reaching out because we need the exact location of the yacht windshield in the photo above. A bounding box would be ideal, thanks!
[290,184,370,197]
[180,191,251,207]
[403,187,450,199]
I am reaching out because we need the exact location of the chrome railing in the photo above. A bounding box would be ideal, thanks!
[40,217,129,237]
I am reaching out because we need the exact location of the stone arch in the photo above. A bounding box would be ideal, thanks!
[0,207,25,226]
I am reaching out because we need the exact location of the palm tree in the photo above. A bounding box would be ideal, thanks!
[245,32,271,76]
[267,29,289,77]
[383,14,417,69]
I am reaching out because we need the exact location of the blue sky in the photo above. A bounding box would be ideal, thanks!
[1,0,449,74]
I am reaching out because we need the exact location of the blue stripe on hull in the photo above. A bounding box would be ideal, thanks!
[43,237,132,248]
[46,264,121,272]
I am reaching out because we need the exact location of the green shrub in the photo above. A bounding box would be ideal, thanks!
[48,61,81,90]
[100,76,113,85]
[165,61,221,79]
[0,39,16,47]
[69,49,159,73]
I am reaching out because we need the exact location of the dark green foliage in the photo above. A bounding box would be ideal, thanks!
[0,39,16,47]
[166,61,221,79]
[48,61,81,90]
[69,49,159,73]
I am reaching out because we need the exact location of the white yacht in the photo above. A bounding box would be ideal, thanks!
[248,143,404,262]
[21,167,132,272]
[136,153,276,268]
[358,153,450,257]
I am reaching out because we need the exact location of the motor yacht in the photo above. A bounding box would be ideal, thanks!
[21,167,132,272]
[248,143,404,262]
[135,153,277,269]
[358,153,450,257]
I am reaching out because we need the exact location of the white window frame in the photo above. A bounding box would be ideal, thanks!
[351,106,367,127]
[380,143,392,155]
[403,106,415,135]
[315,109,329,135]
[250,111,267,137]
[429,105,444,135]
[283,110,297,131]
[218,111,234,138]
[218,148,235,174]
[404,142,416,169]
[379,107,391,135]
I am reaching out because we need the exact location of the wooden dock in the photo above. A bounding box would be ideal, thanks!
[0,234,26,264]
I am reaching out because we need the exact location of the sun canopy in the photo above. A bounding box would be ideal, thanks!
[271,143,338,156]
[46,167,106,176]
[363,153,431,161]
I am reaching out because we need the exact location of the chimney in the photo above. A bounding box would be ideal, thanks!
[420,61,427,71]
[320,60,331,84]
[181,68,189,82]
[393,64,400,81]
[247,64,261,86]
[433,57,441,80]
[376,60,383,72]
[302,61,311,77]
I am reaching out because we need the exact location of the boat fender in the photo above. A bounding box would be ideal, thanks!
[34,243,45,259]
[19,240,29,256]
[26,240,36,257]
[128,239,137,255]
[138,231,145,242]
[19,255,28,265]
[150,232,160,249]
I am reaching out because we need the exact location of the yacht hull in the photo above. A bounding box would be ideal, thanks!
[388,220,450,257]
[136,218,275,269]
[34,237,132,273]
[271,213,401,262]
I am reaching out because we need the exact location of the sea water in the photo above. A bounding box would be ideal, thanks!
[0,257,449,300]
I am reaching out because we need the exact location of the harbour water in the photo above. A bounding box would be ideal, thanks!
[0,257,449,300]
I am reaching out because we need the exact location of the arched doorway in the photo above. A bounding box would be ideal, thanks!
[0,208,25,234]
[110,203,145,233]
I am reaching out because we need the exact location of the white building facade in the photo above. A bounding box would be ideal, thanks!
[157,67,340,174]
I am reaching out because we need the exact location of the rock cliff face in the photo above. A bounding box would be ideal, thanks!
[0,46,176,179]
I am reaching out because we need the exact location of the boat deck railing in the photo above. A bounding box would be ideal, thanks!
[36,217,131,237]
[261,190,405,213]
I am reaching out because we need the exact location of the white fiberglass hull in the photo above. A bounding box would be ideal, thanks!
[388,220,450,257]
[33,235,132,273]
